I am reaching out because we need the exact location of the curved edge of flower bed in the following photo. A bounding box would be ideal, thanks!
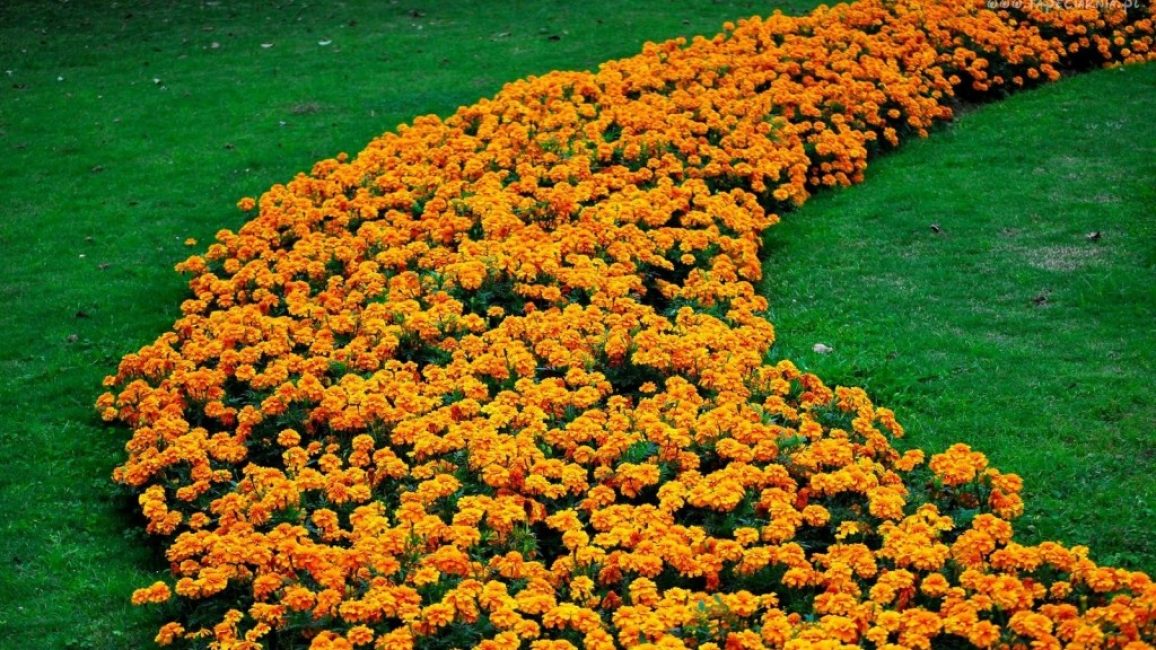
[100,0,1156,648]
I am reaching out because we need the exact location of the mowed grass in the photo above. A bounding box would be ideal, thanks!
[762,64,1156,574]
[0,0,1150,647]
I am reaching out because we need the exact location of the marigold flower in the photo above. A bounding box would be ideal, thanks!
[131,581,172,605]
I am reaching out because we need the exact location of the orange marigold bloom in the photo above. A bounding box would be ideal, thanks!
[131,581,172,605]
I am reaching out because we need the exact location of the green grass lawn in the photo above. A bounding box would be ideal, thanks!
[0,0,1151,647]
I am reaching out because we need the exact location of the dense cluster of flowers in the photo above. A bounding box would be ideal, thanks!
[100,0,1155,648]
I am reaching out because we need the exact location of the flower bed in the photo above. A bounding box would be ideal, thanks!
[100,0,1155,648]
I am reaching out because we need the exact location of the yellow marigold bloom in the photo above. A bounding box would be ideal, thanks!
[411,566,440,586]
